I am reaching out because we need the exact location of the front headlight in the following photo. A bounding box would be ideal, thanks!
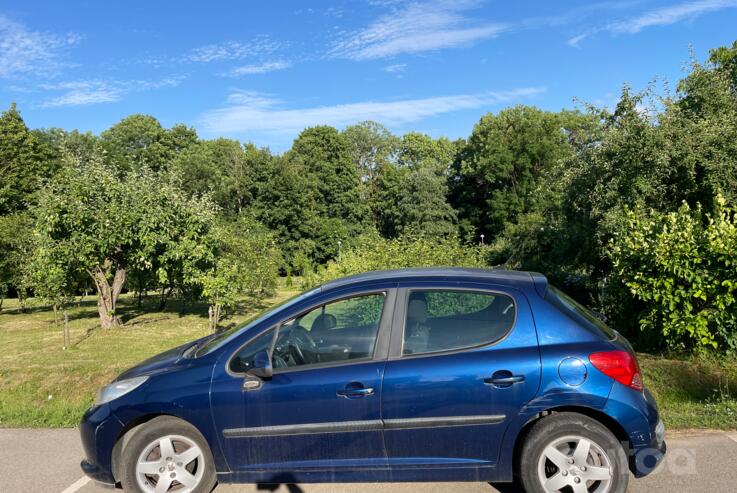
[94,376,148,406]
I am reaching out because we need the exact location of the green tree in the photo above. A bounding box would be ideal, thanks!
[397,131,456,171]
[33,152,217,328]
[451,106,588,241]
[199,217,282,330]
[287,126,365,223]
[0,104,51,215]
[172,139,272,216]
[343,121,398,181]
[101,115,197,172]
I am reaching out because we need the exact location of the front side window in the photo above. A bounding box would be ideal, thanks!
[403,290,515,355]
[273,293,386,370]
[229,329,275,374]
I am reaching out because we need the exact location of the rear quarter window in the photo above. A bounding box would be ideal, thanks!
[545,285,616,340]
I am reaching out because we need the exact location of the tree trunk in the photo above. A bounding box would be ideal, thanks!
[208,303,222,332]
[159,285,172,311]
[89,260,126,329]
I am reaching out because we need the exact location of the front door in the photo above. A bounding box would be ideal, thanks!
[381,285,541,470]
[211,290,394,477]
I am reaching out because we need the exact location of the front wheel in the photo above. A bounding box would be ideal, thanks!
[119,416,217,493]
[519,412,629,493]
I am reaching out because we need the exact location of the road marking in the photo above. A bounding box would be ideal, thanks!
[727,432,737,444]
[61,476,91,493]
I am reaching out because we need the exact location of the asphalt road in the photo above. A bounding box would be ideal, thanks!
[1,429,735,493]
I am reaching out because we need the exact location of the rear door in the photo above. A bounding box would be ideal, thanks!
[381,283,541,469]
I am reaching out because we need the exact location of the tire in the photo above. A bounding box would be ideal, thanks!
[519,412,629,493]
[119,416,217,493]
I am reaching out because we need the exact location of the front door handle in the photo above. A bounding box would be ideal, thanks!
[484,370,525,388]
[337,382,375,399]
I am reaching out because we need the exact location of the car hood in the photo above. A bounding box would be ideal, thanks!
[114,337,206,381]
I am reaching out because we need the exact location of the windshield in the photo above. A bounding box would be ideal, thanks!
[194,287,320,357]
[545,285,616,340]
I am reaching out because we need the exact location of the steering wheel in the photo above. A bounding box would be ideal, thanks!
[283,325,317,365]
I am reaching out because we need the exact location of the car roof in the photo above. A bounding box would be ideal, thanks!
[320,267,546,293]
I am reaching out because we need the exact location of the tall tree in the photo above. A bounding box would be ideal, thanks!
[101,115,197,172]
[287,126,366,223]
[343,121,398,181]
[451,106,589,241]
[0,103,50,215]
[172,139,271,216]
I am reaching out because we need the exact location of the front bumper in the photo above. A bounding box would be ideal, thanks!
[79,404,125,485]
[80,459,116,488]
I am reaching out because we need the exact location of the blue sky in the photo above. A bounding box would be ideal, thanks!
[1,0,736,151]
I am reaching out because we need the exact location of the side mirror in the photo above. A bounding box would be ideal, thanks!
[247,350,273,379]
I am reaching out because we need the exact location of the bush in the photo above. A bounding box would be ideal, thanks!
[608,195,737,351]
[307,231,489,286]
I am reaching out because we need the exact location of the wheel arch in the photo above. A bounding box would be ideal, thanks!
[111,413,206,484]
[512,405,632,476]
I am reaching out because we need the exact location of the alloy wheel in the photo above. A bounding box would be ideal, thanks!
[537,434,613,493]
[135,434,205,493]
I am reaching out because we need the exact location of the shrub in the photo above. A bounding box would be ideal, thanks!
[307,231,489,286]
[608,195,737,351]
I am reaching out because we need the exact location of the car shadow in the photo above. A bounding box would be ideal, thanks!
[256,482,305,493]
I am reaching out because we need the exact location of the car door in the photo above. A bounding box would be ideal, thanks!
[210,289,395,476]
[381,283,541,471]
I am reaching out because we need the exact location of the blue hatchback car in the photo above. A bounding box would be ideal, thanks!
[80,268,666,493]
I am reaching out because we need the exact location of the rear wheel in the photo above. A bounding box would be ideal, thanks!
[119,416,216,493]
[519,413,629,493]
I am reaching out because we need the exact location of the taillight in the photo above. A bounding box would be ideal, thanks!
[589,350,643,391]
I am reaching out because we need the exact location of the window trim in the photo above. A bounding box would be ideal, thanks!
[226,288,396,377]
[389,287,518,360]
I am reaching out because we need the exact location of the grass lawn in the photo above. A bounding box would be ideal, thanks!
[0,287,299,427]
[1,289,735,429]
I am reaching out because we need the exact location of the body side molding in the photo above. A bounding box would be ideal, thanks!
[223,414,506,438]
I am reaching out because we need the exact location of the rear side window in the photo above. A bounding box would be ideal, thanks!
[403,290,516,355]
[545,285,616,340]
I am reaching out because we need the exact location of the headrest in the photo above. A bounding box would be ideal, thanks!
[311,313,337,334]
[407,299,427,324]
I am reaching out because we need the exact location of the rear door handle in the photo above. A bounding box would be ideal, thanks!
[484,371,525,388]
[337,382,375,399]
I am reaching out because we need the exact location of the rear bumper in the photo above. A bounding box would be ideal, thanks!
[604,385,666,477]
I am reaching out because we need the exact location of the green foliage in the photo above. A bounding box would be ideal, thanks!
[198,217,282,329]
[310,232,488,286]
[343,121,398,181]
[608,196,737,351]
[32,151,217,327]
[172,140,271,216]
[451,106,591,239]
[0,103,52,215]
[101,114,197,172]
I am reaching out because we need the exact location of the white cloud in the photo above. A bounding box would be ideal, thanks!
[567,33,589,48]
[0,14,79,79]
[569,0,737,46]
[185,37,282,63]
[39,77,184,108]
[224,60,291,76]
[200,87,545,135]
[383,63,407,73]
[608,0,737,34]
[328,1,508,60]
